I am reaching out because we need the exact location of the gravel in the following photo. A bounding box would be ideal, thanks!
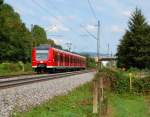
[0,72,95,117]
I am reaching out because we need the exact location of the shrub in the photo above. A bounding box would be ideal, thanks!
[0,62,32,75]
[97,68,150,94]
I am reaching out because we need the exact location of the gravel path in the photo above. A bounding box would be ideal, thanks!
[0,72,95,117]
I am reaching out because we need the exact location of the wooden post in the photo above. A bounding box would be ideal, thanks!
[98,77,104,117]
[129,73,132,92]
[93,80,98,113]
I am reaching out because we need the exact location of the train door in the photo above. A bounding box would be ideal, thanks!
[63,53,65,66]
[60,52,63,66]
[58,52,60,67]
[68,55,70,67]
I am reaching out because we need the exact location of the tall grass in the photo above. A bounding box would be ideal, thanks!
[13,82,96,117]
[0,62,32,76]
[110,93,149,117]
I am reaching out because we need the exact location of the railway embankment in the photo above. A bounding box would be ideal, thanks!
[13,68,150,117]
[0,72,95,117]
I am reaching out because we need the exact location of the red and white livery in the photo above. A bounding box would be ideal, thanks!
[32,45,86,73]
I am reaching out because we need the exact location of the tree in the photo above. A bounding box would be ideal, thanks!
[81,54,96,68]
[0,2,32,62]
[117,8,150,69]
[31,25,47,47]
[47,38,62,49]
[0,0,3,5]
[47,39,55,46]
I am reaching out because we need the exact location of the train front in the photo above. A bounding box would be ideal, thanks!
[32,45,51,73]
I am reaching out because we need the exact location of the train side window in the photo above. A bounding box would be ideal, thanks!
[60,54,62,63]
[53,50,57,62]
[67,55,69,63]
[57,52,60,62]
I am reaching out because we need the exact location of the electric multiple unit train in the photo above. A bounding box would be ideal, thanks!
[32,45,86,73]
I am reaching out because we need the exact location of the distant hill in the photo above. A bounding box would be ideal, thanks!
[79,52,110,57]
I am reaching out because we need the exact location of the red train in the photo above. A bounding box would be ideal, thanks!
[32,45,86,73]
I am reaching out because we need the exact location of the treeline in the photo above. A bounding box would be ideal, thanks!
[0,0,61,63]
[117,8,150,69]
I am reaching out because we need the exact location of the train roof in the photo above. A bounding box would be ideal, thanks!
[52,48,86,59]
[35,44,51,50]
[34,45,86,59]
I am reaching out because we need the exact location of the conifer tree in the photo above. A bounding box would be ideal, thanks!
[117,8,150,69]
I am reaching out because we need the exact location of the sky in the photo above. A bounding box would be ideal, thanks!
[5,0,150,55]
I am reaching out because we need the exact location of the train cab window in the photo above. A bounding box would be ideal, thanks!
[36,50,48,60]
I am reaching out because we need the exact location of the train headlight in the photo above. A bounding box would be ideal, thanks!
[40,61,43,63]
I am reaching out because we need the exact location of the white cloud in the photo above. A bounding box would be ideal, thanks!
[82,24,97,32]
[53,38,64,44]
[46,24,69,33]
[67,15,77,20]
[111,25,124,33]
[45,15,76,33]
[45,17,70,33]
[122,11,131,17]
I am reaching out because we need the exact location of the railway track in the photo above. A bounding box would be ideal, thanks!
[0,70,94,89]
[0,72,35,79]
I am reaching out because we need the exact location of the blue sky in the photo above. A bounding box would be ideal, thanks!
[5,0,150,55]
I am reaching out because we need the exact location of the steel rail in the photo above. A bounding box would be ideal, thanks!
[0,73,35,79]
[0,70,94,89]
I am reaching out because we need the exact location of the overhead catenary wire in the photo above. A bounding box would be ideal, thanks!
[46,0,97,39]
[80,24,97,40]
[32,0,98,52]
[87,0,98,20]
[37,0,95,51]
[31,0,76,33]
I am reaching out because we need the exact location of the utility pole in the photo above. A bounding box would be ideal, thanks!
[97,20,100,70]
[65,42,72,52]
[97,20,104,116]
[107,43,110,57]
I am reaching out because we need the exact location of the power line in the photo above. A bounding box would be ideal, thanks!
[31,0,75,32]
[87,0,98,20]
[39,0,96,50]
[80,24,97,40]
[65,42,72,51]
[46,0,66,16]
[32,0,99,52]
[46,0,98,40]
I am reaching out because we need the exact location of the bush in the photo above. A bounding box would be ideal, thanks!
[24,63,32,72]
[133,77,150,93]
[0,62,32,75]
[0,62,21,73]
[97,68,150,94]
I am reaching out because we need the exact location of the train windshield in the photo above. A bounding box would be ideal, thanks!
[36,50,48,60]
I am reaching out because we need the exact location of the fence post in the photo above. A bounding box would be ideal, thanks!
[129,73,133,92]
[93,79,98,113]
[98,77,104,117]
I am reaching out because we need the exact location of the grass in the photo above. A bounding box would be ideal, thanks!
[13,82,97,117]
[0,62,33,76]
[12,69,150,117]
[13,82,149,117]
[110,93,149,117]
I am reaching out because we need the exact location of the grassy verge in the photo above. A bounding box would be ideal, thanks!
[0,62,33,76]
[110,93,149,117]
[13,82,97,117]
[12,71,149,117]
[13,81,149,117]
